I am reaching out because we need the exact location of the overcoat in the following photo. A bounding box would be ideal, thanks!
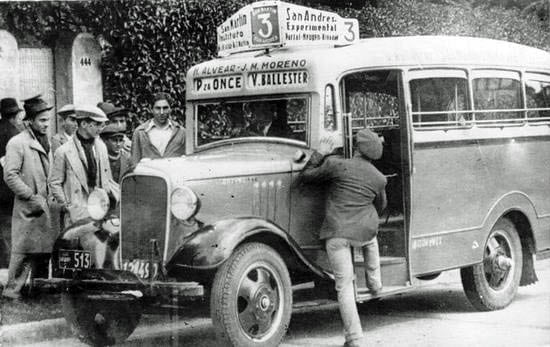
[130,119,185,165]
[300,151,387,243]
[3,129,55,253]
[50,132,70,155]
[49,135,119,225]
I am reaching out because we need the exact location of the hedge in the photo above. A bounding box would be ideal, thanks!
[0,0,548,128]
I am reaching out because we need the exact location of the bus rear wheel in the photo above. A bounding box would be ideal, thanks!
[460,217,522,311]
[210,242,292,347]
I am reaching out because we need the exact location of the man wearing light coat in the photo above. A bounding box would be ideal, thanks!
[2,95,56,299]
[49,105,119,227]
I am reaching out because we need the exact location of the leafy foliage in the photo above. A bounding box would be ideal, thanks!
[0,0,548,130]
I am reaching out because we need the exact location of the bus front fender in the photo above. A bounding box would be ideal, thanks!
[166,217,330,280]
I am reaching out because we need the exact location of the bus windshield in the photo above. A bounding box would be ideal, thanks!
[196,97,308,147]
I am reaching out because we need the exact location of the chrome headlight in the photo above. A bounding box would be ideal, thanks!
[87,188,110,220]
[170,186,198,220]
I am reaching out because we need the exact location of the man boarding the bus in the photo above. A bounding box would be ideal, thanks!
[2,95,56,300]
[300,129,387,347]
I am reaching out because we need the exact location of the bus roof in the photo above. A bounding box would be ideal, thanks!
[186,36,550,99]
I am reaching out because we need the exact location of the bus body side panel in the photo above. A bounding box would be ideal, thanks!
[409,135,550,276]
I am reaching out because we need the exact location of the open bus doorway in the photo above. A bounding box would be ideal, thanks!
[340,69,410,295]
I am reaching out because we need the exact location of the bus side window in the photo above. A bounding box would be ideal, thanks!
[525,73,550,123]
[410,77,470,128]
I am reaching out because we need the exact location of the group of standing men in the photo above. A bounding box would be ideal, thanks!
[0,92,185,300]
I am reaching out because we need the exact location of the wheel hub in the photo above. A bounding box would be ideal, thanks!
[254,287,276,319]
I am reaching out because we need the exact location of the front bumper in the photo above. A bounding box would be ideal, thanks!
[33,269,204,303]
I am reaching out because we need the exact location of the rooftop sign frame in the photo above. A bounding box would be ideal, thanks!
[216,1,359,56]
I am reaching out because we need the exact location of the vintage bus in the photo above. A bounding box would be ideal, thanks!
[46,2,550,346]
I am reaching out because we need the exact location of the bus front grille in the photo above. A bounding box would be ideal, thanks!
[121,175,168,261]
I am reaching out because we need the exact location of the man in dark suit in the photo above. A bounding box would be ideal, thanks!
[300,129,387,347]
[0,98,22,268]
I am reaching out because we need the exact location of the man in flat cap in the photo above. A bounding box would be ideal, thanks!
[49,105,119,227]
[51,104,78,154]
[2,95,55,299]
[299,129,387,347]
[97,101,132,152]
[131,92,185,166]
[100,123,131,184]
[0,97,23,268]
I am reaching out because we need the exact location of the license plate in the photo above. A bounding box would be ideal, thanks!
[122,259,159,279]
[58,249,91,270]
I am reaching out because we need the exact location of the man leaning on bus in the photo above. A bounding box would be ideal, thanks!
[300,129,387,347]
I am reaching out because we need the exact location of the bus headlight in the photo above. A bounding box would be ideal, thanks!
[87,188,110,220]
[170,186,199,220]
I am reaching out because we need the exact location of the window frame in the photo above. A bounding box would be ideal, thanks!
[193,94,311,151]
[408,68,471,130]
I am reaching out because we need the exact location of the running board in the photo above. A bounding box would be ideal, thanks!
[355,285,412,303]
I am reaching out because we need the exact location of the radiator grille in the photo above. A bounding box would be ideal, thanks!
[121,175,168,261]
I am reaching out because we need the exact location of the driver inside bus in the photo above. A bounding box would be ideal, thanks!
[245,101,292,138]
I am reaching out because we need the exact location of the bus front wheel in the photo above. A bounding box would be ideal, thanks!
[460,217,522,311]
[210,242,292,347]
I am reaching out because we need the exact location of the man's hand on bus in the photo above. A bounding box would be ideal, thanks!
[318,136,335,156]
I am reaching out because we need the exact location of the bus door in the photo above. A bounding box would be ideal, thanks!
[339,69,411,297]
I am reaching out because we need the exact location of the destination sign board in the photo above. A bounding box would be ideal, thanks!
[194,75,243,93]
[217,1,359,56]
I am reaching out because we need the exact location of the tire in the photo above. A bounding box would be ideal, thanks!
[460,217,522,311]
[210,242,292,347]
[61,292,142,346]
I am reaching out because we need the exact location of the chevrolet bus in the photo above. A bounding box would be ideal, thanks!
[41,2,550,346]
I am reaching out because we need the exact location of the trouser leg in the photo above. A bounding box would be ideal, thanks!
[2,253,31,299]
[363,238,382,292]
[0,208,12,268]
[326,237,364,344]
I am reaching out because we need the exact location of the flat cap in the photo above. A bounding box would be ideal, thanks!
[97,102,127,119]
[100,123,126,137]
[356,128,383,160]
[74,105,108,123]
[57,104,76,118]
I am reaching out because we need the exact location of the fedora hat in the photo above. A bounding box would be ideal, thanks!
[22,94,53,120]
[97,102,127,119]
[0,98,22,116]
[74,104,109,123]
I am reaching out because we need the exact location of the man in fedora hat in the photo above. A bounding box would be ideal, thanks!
[51,104,78,154]
[299,129,387,347]
[97,101,132,152]
[100,123,131,184]
[2,95,56,299]
[49,105,119,227]
[0,97,23,268]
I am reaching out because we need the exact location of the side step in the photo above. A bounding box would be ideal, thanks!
[355,285,412,303]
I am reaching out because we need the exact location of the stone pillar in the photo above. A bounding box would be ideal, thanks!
[0,30,20,104]
[55,32,103,125]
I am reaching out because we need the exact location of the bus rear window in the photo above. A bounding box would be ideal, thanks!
[526,74,550,122]
[473,77,522,123]
[196,97,308,146]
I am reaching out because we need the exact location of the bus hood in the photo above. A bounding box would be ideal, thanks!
[132,151,293,184]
